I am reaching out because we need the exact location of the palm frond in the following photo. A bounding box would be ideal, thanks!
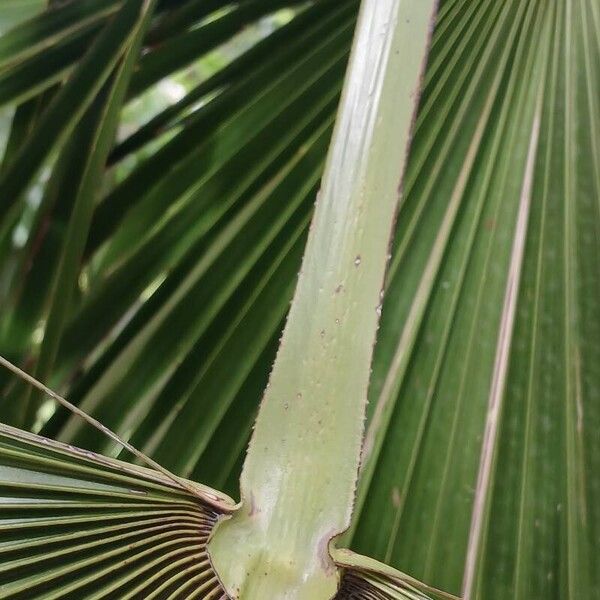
[0,0,598,597]
[0,422,233,598]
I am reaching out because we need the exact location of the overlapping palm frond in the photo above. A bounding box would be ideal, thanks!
[0,0,598,598]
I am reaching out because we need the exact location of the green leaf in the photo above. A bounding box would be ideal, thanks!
[12,0,158,431]
[0,0,599,597]
[0,0,45,35]
[0,421,234,598]
[0,0,149,222]
[88,0,355,257]
[109,0,346,162]
[347,1,600,597]
[0,0,119,72]
[126,0,309,98]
